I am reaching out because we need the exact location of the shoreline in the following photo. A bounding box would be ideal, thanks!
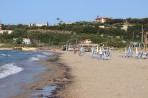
[10,51,73,98]
[0,48,13,50]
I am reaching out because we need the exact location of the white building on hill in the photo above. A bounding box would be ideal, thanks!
[29,23,48,27]
[95,17,112,23]
[22,38,31,44]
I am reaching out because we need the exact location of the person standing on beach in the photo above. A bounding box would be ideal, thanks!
[79,47,84,56]
[73,48,77,54]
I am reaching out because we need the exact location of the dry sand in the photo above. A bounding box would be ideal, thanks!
[60,51,148,98]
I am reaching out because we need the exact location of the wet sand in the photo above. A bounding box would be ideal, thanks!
[60,51,148,98]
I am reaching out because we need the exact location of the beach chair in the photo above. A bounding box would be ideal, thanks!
[136,52,142,59]
[122,48,128,57]
[98,48,104,60]
[91,47,97,58]
[122,52,127,57]
[136,52,143,59]
[134,53,139,59]
[104,55,112,60]
[92,53,98,58]
[141,52,148,59]
[103,48,112,60]
[98,53,104,60]
[126,52,133,58]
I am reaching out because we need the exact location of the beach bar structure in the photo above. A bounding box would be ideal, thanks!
[78,44,98,47]
[78,44,99,52]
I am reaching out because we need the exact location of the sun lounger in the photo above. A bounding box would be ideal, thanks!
[141,52,148,59]
[103,54,112,60]
[122,52,128,57]
[98,54,104,60]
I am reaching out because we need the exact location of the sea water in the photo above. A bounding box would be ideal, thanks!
[0,50,53,98]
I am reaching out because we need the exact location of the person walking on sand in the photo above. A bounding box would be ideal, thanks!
[79,47,84,56]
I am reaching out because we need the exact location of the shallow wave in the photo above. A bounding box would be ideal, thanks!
[1,54,6,56]
[0,54,11,57]
[28,57,40,61]
[42,52,53,56]
[0,63,23,79]
[36,54,47,58]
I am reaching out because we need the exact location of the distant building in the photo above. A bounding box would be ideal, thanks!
[22,38,31,44]
[0,30,13,34]
[64,22,72,25]
[121,23,133,31]
[13,38,31,44]
[99,25,105,28]
[95,17,112,23]
[121,24,128,31]
[29,23,48,27]
[0,24,13,34]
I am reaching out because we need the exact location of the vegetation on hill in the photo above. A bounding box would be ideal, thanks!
[0,18,148,48]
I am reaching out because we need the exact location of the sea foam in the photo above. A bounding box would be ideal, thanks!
[42,52,53,56]
[0,54,11,57]
[0,63,23,79]
[36,54,47,58]
[28,57,40,61]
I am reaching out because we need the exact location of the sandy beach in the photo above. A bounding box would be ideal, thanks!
[8,50,148,98]
[60,50,148,98]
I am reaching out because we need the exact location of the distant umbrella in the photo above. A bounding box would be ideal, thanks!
[128,46,132,54]
[106,48,110,56]
[96,46,99,53]
[99,48,102,54]
[92,47,95,54]
[135,47,138,55]
[125,47,127,53]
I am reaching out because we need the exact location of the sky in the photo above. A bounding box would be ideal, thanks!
[0,0,148,25]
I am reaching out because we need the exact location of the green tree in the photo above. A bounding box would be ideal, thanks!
[2,31,9,39]
[15,36,23,44]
